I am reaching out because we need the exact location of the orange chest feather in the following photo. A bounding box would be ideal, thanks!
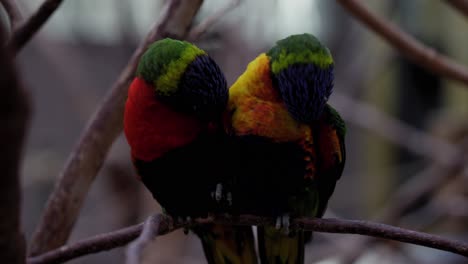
[228,53,309,142]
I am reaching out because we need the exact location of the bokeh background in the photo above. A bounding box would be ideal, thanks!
[2,0,468,263]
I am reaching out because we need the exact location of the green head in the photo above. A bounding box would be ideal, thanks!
[137,38,206,96]
[266,33,335,123]
[136,38,228,118]
[267,33,333,74]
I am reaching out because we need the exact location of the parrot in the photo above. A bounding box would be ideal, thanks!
[223,33,346,264]
[123,38,257,263]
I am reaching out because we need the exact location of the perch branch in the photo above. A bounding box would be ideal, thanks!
[445,0,468,17]
[336,0,468,86]
[188,0,241,41]
[8,0,64,54]
[0,26,29,264]
[27,214,468,264]
[125,214,162,264]
[0,0,23,30]
[28,0,204,256]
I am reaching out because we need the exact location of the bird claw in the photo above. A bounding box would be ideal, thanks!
[210,183,233,207]
[175,216,193,235]
[226,192,233,206]
[275,214,291,235]
[215,183,223,202]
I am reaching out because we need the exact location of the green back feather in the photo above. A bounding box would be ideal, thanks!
[267,33,333,75]
[136,38,205,96]
[324,104,346,138]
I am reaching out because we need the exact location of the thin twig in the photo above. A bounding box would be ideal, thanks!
[445,0,468,17]
[126,215,162,264]
[0,0,23,30]
[28,0,204,256]
[27,214,468,264]
[336,0,468,86]
[188,0,241,41]
[0,25,29,264]
[332,92,458,165]
[7,0,63,54]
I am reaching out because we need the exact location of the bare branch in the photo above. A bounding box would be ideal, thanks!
[0,26,29,264]
[188,0,241,41]
[28,0,204,256]
[336,0,468,86]
[332,92,458,165]
[27,215,468,264]
[329,93,468,262]
[0,0,23,30]
[8,0,63,54]
[28,224,145,264]
[445,0,468,17]
[125,215,162,264]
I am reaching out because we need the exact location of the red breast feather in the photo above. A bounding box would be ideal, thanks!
[124,77,202,162]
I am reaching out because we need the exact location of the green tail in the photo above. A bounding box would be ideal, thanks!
[257,226,304,264]
[194,224,258,264]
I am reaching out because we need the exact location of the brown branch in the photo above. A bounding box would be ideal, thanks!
[7,0,63,54]
[0,26,29,264]
[0,0,23,30]
[445,0,468,17]
[331,92,468,262]
[28,0,204,256]
[187,0,241,41]
[27,215,468,264]
[332,92,458,165]
[336,0,468,86]
[125,215,162,264]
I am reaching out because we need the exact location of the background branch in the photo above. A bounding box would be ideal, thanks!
[8,0,63,54]
[445,0,468,17]
[336,0,468,86]
[0,26,30,264]
[332,92,458,165]
[188,0,240,41]
[0,0,23,30]
[332,91,468,261]
[28,0,204,256]
[27,214,468,264]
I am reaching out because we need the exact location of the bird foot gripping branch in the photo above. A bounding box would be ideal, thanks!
[275,214,291,235]
[211,183,233,206]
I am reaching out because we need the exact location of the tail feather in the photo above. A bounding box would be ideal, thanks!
[194,224,258,264]
[258,226,304,264]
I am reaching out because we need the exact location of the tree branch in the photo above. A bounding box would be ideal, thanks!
[28,0,204,256]
[7,0,63,54]
[0,0,23,30]
[445,0,468,17]
[125,214,162,264]
[27,214,468,264]
[336,0,468,86]
[187,0,241,41]
[0,25,29,264]
[332,92,458,165]
[322,93,468,262]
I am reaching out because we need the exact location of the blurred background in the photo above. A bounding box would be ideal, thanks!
[2,0,468,263]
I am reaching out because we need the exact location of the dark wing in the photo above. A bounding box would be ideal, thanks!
[314,104,346,217]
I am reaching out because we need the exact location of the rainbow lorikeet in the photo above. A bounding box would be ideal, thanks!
[223,33,346,263]
[123,39,257,263]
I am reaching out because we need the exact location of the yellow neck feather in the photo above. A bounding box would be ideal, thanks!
[227,53,309,142]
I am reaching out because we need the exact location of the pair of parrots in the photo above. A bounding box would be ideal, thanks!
[124,33,346,264]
